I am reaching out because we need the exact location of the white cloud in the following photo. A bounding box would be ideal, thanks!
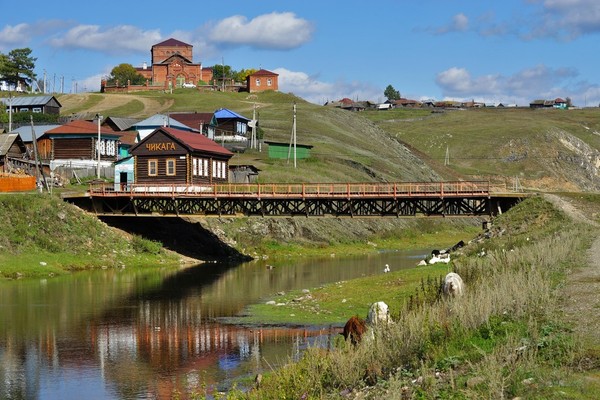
[274,68,382,104]
[531,0,600,39]
[0,24,31,49]
[435,65,593,106]
[48,25,162,54]
[209,12,314,49]
[435,13,469,34]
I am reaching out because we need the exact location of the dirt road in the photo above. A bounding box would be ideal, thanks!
[544,193,600,347]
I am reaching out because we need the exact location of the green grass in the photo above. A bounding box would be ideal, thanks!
[0,193,179,279]
[217,196,600,399]
[363,107,600,188]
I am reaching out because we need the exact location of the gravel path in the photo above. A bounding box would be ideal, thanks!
[544,194,600,346]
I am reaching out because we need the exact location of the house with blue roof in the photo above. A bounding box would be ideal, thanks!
[212,108,250,141]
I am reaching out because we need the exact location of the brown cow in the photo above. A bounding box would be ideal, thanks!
[341,315,367,345]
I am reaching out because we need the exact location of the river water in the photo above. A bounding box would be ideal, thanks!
[0,249,428,399]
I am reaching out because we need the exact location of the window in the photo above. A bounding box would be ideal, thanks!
[166,158,176,176]
[212,160,217,177]
[148,159,158,176]
[267,78,272,86]
[203,159,208,176]
[255,78,261,86]
[32,107,42,113]
[20,108,29,112]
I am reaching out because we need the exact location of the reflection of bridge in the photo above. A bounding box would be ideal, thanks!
[71,181,525,217]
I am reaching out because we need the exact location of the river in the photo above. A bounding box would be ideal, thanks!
[0,249,428,399]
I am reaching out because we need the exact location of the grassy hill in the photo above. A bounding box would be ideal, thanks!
[57,91,600,191]
[362,107,600,192]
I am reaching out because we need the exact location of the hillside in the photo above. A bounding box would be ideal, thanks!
[363,107,600,192]
[58,90,439,183]
[57,91,600,190]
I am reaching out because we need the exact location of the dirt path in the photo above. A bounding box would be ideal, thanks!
[544,194,600,346]
[59,93,173,118]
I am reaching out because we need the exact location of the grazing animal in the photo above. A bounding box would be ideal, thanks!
[341,315,367,345]
[383,264,390,273]
[443,272,464,297]
[366,301,390,326]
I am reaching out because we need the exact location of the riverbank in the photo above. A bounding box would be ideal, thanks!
[220,195,600,399]
[0,193,182,279]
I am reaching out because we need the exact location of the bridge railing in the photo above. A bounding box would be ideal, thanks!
[88,181,490,198]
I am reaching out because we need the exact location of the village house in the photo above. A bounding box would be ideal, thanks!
[37,120,121,171]
[246,69,279,93]
[0,95,62,115]
[129,127,233,186]
[0,133,29,173]
[169,112,216,139]
[129,114,194,142]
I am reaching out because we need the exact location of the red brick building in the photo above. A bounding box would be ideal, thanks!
[246,69,279,93]
[136,38,213,88]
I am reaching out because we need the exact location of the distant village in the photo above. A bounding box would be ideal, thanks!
[0,38,576,192]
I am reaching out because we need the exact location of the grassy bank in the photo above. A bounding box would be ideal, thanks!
[217,196,600,399]
[0,193,180,279]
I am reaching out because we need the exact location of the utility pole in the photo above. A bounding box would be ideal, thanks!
[8,92,13,132]
[287,103,297,168]
[96,114,103,179]
[444,145,450,166]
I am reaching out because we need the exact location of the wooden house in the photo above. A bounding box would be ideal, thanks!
[0,95,62,115]
[229,164,260,183]
[38,120,121,168]
[129,127,233,185]
[0,133,29,173]
[213,108,250,138]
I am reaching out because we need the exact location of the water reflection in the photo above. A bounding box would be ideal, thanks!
[0,249,427,399]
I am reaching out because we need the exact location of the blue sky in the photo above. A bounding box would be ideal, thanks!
[2,0,600,106]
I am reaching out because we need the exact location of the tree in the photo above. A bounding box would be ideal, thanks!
[106,63,146,86]
[211,64,234,81]
[384,84,401,101]
[234,68,257,83]
[0,48,37,88]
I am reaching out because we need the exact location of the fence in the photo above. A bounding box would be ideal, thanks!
[0,173,36,192]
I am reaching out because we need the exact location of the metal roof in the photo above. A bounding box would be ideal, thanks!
[132,114,194,131]
[0,133,19,156]
[0,95,60,107]
[11,124,60,142]
[214,108,250,121]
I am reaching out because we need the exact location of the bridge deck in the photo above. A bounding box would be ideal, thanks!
[89,181,491,199]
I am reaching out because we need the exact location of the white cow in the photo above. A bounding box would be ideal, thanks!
[366,301,390,326]
[443,272,464,297]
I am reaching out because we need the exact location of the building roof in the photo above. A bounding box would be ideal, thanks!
[11,124,60,142]
[44,120,119,137]
[153,38,191,47]
[133,127,233,156]
[0,133,25,156]
[249,69,279,77]
[169,112,215,130]
[131,114,194,131]
[214,108,250,121]
[264,140,313,149]
[103,117,140,131]
[117,131,138,146]
[0,95,62,107]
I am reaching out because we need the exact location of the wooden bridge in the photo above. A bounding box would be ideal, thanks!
[71,181,525,217]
